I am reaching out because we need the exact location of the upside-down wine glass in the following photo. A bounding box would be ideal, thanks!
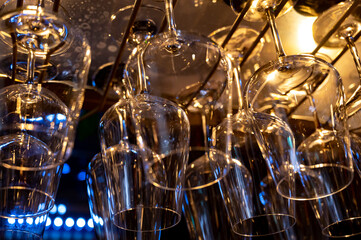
[208,24,265,104]
[0,0,89,237]
[209,53,298,237]
[99,93,190,235]
[313,0,361,118]
[0,0,91,161]
[0,83,70,238]
[234,0,354,200]
[91,2,165,95]
[125,0,232,149]
[0,0,68,85]
[0,0,72,226]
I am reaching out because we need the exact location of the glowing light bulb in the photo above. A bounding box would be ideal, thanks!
[65,217,75,228]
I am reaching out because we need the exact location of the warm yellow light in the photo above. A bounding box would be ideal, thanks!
[296,16,318,52]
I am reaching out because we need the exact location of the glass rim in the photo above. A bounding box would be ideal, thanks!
[276,159,354,201]
[0,159,65,171]
[0,160,64,171]
[0,186,55,218]
[232,213,297,237]
[322,216,361,238]
[112,206,181,232]
[181,146,230,191]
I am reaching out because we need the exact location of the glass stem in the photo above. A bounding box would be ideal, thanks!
[234,61,243,111]
[344,35,361,117]
[265,7,286,58]
[345,35,361,83]
[305,85,322,130]
[137,42,149,94]
[201,106,213,150]
[164,0,177,37]
[26,48,36,84]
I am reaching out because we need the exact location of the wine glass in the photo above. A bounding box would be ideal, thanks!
[181,147,242,240]
[0,0,70,84]
[0,0,89,237]
[87,152,162,240]
[0,83,70,238]
[0,0,91,161]
[307,160,361,238]
[213,113,299,238]
[229,0,294,22]
[245,52,353,201]
[208,54,298,237]
[99,94,190,232]
[125,0,233,149]
[292,0,347,17]
[208,24,265,108]
[90,2,165,95]
[235,0,354,200]
[313,1,361,117]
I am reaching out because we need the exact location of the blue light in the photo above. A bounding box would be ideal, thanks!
[77,171,86,181]
[99,217,104,226]
[54,217,63,228]
[26,117,43,122]
[87,219,94,229]
[50,205,57,214]
[18,219,24,224]
[46,114,67,122]
[39,215,45,223]
[57,204,67,215]
[92,215,99,224]
[7,218,15,225]
[26,218,33,225]
[62,163,71,174]
[35,217,40,225]
[76,218,86,229]
[46,218,52,227]
[65,218,75,228]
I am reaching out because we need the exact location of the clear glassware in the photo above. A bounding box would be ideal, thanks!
[308,165,361,238]
[90,2,165,95]
[245,54,353,200]
[313,1,361,118]
[208,24,265,107]
[87,153,161,240]
[229,0,294,22]
[124,0,233,150]
[0,0,89,237]
[0,83,69,238]
[125,31,231,106]
[99,94,190,231]
[0,0,91,161]
[182,147,239,240]
[212,110,298,238]
[232,0,354,201]
[87,153,119,240]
